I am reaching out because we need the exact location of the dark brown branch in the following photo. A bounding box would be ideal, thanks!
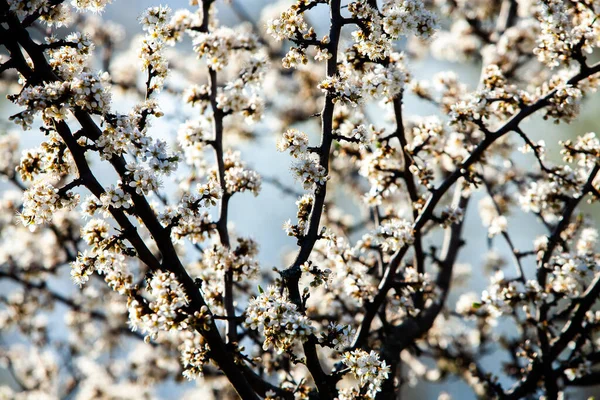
[280,1,344,398]
[353,59,600,350]
[392,94,426,307]
[377,190,470,396]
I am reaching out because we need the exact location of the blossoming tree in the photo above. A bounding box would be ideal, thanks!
[1,0,600,399]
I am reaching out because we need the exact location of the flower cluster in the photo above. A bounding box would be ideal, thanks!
[291,154,329,190]
[360,145,403,204]
[341,349,390,399]
[19,181,79,231]
[100,183,132,210]
[216,75,266,122]
[203,239,260,282]
[319,322,354,351]
[138,6,174,94]
[124,163,161,195]
[180,330,210,380]
[561,132,600,167]
[71,249,132,294]
[266,6,308,42]
[71,0,113,13]
[177,118,211,167]
[276,128,329,189]
[480,271,547,319]
[8,71,111,129]
[381,0,438,40]
[277,128,309,157]
[193,27,259,71]
[368,219,414,253]
[546,84,583,123]
[129,272,189,341]
[218,150,261,196]
[323,237,378,306]
[244,286,315,353]
[95,114,137,159]
[519,170,578,219]
[45,32,94,80]
[534,0,596,68]
[158,181,222,244]
[300,261,332,288]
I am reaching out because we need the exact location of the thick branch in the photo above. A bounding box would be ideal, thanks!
[280,1,344,398]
